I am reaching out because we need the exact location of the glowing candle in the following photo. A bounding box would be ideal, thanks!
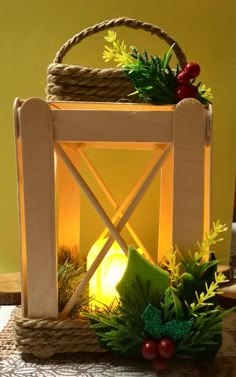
[87,238,127,308]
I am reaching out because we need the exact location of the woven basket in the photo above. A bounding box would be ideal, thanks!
[14,309,105,358]
[46,17,187,102]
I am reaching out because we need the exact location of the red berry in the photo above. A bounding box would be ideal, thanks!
[152,356,169,371]
[141,340,159,360]
[175,84,198,100]
[187,84,198,98]
[176,71,191,85]
[157,337,175,359]
[184,62,201,79]
[175,84,190,100]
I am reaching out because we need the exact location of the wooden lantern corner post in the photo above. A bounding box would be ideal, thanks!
[158,98,211,259]
[14,97,212,320]
[14,97,58,319]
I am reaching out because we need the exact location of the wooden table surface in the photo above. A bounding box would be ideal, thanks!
[0,267,235,307]
[0,272,21,305]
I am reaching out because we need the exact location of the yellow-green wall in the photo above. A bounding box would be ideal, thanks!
[0,0,235,273]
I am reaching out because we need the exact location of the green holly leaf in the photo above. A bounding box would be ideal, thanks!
[116,246,169,303]
[141,303,163,339]
[163,319,193,341]
[141,303,192,341]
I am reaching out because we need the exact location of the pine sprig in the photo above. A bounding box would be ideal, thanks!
[161,247,181,287]
[185,272,228,317]
[58,258,89,318]
[160,287,175,322]
[83,276,159,354]
[180,220,228,278]
[177,305,236,354]
[177,308,222,352]
[124,46,179,105]
[84,299,145,353]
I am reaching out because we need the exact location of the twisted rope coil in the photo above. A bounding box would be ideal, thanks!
[14,313,105,357]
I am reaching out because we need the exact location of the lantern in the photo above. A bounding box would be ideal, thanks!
[14,98,211,320]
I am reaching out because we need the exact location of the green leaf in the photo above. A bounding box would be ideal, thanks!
[164,319,193,340]
[170,287,184,319]
[116,246,169,304]
[162,44,175,70]
[141,304,163,339]
[141,303,193,341]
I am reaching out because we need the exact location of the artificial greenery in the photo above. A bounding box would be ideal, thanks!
[83,221,236,360]
[141,303,193,341]
[124,46,179,105]
[103,30,213,106]
[58,248,89,318]
[85,277,157,355]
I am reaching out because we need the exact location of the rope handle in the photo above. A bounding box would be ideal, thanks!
[54,17,188,69]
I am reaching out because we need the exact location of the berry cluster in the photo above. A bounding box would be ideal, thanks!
[175,62,201,101]
[141,337,175,372]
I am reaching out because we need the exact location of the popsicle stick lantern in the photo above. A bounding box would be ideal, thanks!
[13,18,219,363]
[14,97,211,320]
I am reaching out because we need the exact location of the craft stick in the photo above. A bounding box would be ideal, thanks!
[204,105,212,235]
[77,146,117,208]
[60,144,171,318]
[78,142,159,150]
[172,99,205,251]
[13,98,27,316]
[19,98,57,318]
[99,148,163,240]
[77,145,154,263]
[55,144,81,255]
[55,144,128,254]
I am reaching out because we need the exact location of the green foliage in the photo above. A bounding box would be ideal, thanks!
[85,302,144,354]
[160,287,175,322]
[185,272,228,317]
[163,221,228,304]
[82,222,235,361]
[177,305,236,359]
[124,46,179,105]
[180,221,228,279]
[103,30,213,106]
[141,303,192,341]
[83,276,159,355]
[161,221,236,358]
[58,252,89,318]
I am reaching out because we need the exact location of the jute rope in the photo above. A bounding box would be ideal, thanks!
[14,312,105,356]
[46,17,187,102]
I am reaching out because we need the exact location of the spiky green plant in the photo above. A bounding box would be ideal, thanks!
[103,30,213,105]
[57,249,89,318]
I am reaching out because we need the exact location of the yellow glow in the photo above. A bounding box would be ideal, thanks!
[87,238,127,308]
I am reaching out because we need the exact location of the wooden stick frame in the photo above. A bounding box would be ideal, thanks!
[14,98,211,319]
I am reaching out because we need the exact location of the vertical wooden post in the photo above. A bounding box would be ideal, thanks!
[204,105,213,235]
[172,98,206,251]
[158,146,173,261]
[19,98,57,318]
[57,144,81,258]
[14,98,27,316]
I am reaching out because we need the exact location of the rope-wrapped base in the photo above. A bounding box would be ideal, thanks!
[14,313,105,359]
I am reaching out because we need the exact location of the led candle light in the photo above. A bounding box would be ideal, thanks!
[87,238,127,307]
